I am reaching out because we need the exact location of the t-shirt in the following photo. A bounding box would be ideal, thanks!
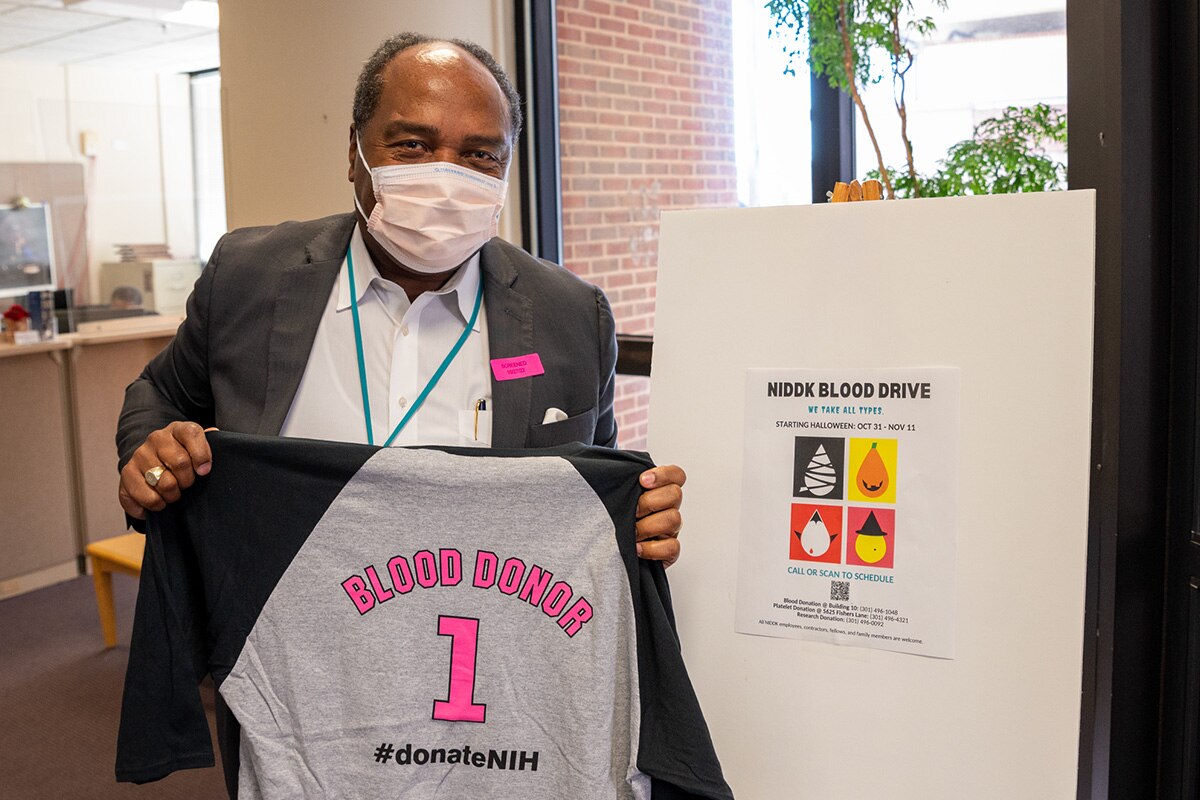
[116,432,732,800]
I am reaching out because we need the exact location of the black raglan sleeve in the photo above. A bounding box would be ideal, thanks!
[566,446,735,800]
[116,432,383,785]
[115,503,215,783]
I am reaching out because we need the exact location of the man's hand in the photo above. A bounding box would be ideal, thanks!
[635,464,686,567]
[118,421,213,520]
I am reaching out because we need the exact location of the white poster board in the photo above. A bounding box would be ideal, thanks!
[649,192,1095,799]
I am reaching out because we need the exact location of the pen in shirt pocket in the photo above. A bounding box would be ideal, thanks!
[474,398,487,441]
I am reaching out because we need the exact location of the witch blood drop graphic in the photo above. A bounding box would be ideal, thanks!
[857,442,889,497]
[854,511,888,564]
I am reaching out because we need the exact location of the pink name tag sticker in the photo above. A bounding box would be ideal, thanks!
[490,353,545,381]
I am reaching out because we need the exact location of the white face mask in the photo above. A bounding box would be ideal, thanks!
[354,137,508,274]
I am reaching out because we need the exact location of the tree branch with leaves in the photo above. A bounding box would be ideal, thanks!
[766,0,943,199]
[883,2,945,196]
[874,103,1067,198]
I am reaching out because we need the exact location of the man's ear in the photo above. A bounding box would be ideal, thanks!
[347,124,358,183]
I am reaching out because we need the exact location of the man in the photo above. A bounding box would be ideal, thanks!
[116,33,684,560]
[109,285,143,309]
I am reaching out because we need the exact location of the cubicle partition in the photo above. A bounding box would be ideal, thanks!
[0,319,177,598]
[0,340,78,596]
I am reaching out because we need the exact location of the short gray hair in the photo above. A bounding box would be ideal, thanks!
[352,32,523,141]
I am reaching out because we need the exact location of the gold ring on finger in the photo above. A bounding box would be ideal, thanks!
[144,465,167,487]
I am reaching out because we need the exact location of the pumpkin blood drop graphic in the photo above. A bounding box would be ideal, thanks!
[857,442,889,497]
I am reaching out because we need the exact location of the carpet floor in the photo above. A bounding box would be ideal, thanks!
[0,574,228,798]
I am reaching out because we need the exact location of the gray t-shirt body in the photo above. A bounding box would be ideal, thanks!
[117,432,731,800]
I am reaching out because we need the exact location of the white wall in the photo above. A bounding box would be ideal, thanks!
[0,60,196,304]
[218,0,521,240]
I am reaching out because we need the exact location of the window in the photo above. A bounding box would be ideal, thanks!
[554,0,740,447]
[853,1,1066,188]
[733,0,813,207]
[190,69,226,265]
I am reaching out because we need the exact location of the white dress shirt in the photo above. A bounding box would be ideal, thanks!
[280,226,492,447]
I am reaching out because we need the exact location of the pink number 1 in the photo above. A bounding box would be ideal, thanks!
[432,615,487,723]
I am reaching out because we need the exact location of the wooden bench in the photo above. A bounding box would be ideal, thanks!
[85,532,145,648]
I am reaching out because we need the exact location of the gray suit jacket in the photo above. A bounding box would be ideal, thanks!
[117,213,617,469]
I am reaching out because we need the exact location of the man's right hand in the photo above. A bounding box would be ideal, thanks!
[118,421,213,520]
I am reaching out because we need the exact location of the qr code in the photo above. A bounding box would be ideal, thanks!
[830,580,850,601]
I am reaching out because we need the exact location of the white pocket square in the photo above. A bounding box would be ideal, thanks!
[541,407,569,424]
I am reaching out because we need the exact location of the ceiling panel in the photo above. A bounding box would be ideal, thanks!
[41,28,124,55]
[0,23,58,48]
[80,29,217,71]
[0,5,117,32]
[3,42,85,61]
[0,0,217,71]
[82,17,208,44]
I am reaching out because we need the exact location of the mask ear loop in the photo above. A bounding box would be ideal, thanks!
[353,133,374,223]
[355,133,370,172]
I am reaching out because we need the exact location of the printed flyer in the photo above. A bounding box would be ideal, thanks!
[735,368,960,658]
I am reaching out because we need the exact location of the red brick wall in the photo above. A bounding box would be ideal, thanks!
[556,0,737,447]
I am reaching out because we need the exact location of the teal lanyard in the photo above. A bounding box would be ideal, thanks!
[346,246,483,447]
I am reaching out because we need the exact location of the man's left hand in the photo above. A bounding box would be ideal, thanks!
[635,464,686,567]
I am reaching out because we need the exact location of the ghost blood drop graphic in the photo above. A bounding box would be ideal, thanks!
[789,503,843,564]
[799,510,837,557]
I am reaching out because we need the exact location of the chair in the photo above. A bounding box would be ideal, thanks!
[85,532,145,647]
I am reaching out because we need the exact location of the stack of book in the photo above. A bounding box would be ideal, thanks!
[113,244,173,262]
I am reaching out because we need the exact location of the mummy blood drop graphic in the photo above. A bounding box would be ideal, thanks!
[797,444,836,497]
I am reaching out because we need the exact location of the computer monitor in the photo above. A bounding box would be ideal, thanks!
[0,203,57,300]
